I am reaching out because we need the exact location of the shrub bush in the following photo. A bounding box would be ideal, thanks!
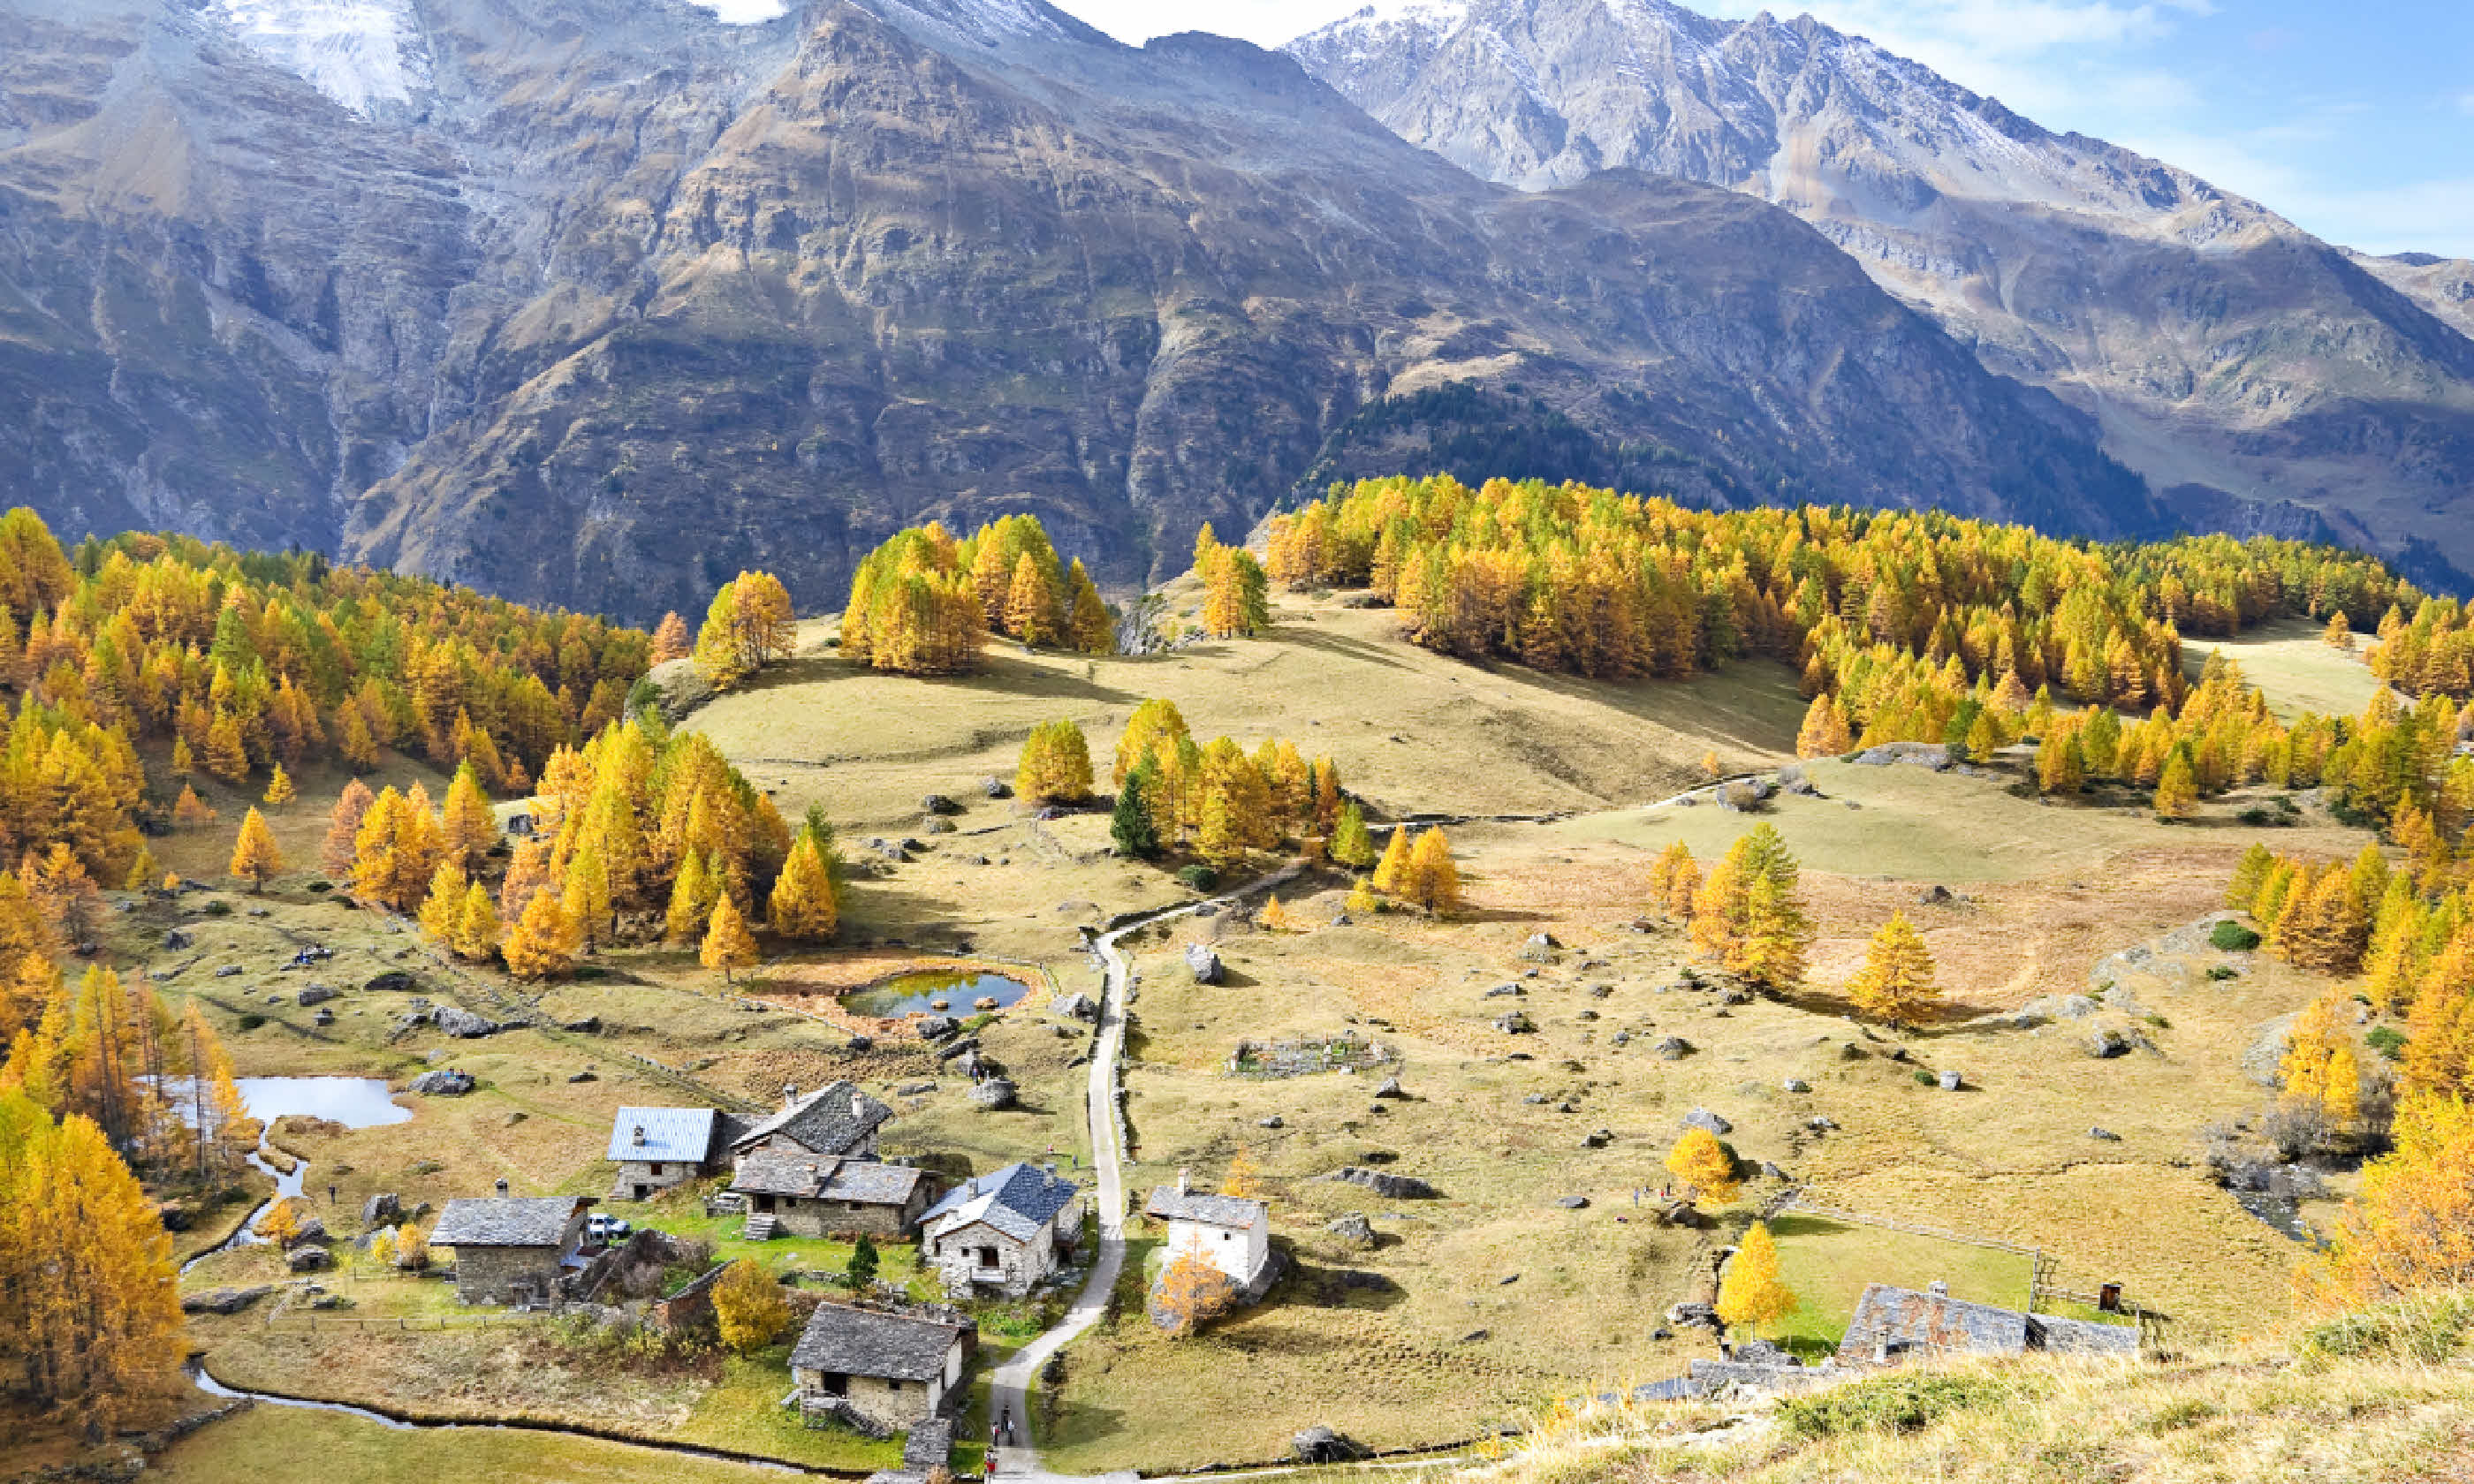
[236,1012,265,1032]
[2365,1026,2407,1062]
[2210,920,2261,952]
[1778,1371,2024,1439]
[1175,864,1218,892]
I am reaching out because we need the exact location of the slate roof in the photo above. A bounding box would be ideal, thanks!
[1838,1283,2139,1361]
[429,1196,591,1248]
[824,1161,927,1207]
[606,1106,720,1163]
[731,1080,893,1159]
[921,1162,1079,1243]
[791,1303,967,1382]
[729,1151,925,1208]
[1145,1188,1267,1229]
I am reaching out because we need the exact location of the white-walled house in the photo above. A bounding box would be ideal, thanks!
[1144,1178,1271,1288]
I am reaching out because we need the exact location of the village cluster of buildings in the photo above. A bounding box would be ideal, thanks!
[423,1078,1278,1446]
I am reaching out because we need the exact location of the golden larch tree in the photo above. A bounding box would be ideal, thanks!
[1847,912,1940,1026]
[768,836,839,943]
[1665,1127,1739,1205]
[322,778,375,877]
[228,806,284,892]
[440,762,497,868]
[504,889,581,981]
[1716,1221,1798,1337]
[713,1259,791,1354]
[1152,1250,1239,1338]
[702,894,758,983]
[1330,802,1377,870]
[262,763,295,806]
[1795,695,1852,758]
[1403,827,1461,916]
[649,611,692,665]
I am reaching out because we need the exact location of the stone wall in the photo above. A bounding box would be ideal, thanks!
[612,1159,701,1200]
[794,1367,945,1435]
[451,1244,562,1305]
[926,1220,1056,1298]
[769,1193,919,1240]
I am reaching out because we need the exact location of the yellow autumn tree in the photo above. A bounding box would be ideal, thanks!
[1665,1127,1739,1205]
[416,861,468,947]
[1017,719,1096,805]
[2302,1091,2474,1307]
[228,806,284,892]
[768,835,839,943]
[664,848,723,945]
[1152,1250,1239,1337]
[649,611,692,665]
[1329,802,1377,870]
[1258,896,1300,933]
[322,778,374,877]
[1795,695,1853,758]
[713,1259,791,1354]
[1371,826,1412,896]
[172,784,216,830]
[1222,1149,1265,1199]
[504,888,581,981]
[262,763,295,806]
[1847,912,1940,1026]
[452,882,503,961]
[701,894,758,983]
[1401,827,1461,916]
[440,761,497,868]
[1716,1221,1797,1338]
[2154,745,2199,820]
[1344,876,1378,916]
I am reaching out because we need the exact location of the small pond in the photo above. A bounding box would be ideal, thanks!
[843,969,1033,1018]
[169,1076,413,1272]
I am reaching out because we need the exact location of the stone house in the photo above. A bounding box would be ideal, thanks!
[728,1148,931,1238]
[730,1080,893,1166]
[1144,1178,1272,1289]
[918,1162,1081,1298]
[1837,1281,2142,1365]
[789,1300,973,1435]
[606,1106,737,1201]
[429,1185,595,1305]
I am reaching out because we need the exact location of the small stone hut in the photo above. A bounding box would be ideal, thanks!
[606,1106,736,1201]
[789,1301,973,1435]
[429,1185,595,1305]
[918,1162,1081,1298]
[729,1149,930,1238]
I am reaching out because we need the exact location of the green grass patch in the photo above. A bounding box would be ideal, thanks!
[1764,1214,2035,1359]
[674,1348,906,1472]
[2210,921,2261,952]
[155,1404,795,1484]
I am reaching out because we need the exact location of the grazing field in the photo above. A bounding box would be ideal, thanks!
[140,582,2391,1475]
[152,1402,803,1484]
[2180,617,2389,720]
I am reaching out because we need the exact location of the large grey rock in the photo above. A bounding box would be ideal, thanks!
[922,793,961,816]
[1492,1011,1536,1034]
[182,1285,273,1314]
[1653,1036,1693,1060]
[1324,1214,1377,1248]
[408,1069,475,1096]
[433,1006,498,1039]
[286,1245,333,1273]
[2087,1027,2134,1059]
[360,1192,401,1228]
[1333,1166,1438,1199]
[1781,1078,1811,1093]
[1372,1076,1406,1099]
[1937,1070,1963,1091]
[914,1015,959,1041]
[1185,944,1224,985]
[2244,1013,2301,1088]
[969,1079,1018,1110]
[1681,1107,1731,1136]
[1293,1427,1368,1464]
[1051,992,1098,1021]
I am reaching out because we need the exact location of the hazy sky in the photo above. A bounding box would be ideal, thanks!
[1039,0,2474,259]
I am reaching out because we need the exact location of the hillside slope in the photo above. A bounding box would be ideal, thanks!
[1,0,2172,623]
[1287,0,2474,580]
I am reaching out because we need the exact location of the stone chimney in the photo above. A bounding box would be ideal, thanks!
[495,1177,510,1196]
[1928,1279,1949,1297]
[851,1090,865,1118]
[1176,1167,1189,1198]
[783,1081,799,1109]
[631,1124,646,1147]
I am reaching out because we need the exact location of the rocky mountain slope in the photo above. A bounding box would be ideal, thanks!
[1289,0,2474,580]
[0,0,2172,621]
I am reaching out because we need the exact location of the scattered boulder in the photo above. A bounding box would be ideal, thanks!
[283,1215,330,1248]
[1937,1070,1963,1091]
[915,1015,959,1041]
[163,928,194,950]
[936,1037,982,1063]
[1371,1076,1406,1099]
[1332,1166,1438,1199]
[1653,1036,1692,1061]
[567,1070,596,1083]
[295,984,338,1008]
[921,794,961,816]
[214,965,242,977]
[1666,1301,1722,1329]
[434,1006,498,1039]
[1492,1011,1536,1034]
[979,776,1012,799]
[1850,741,1952,770]
[846,1035,874,1053]
[1324,1214,1377,1248]
[1293,1427,1369,1465]
[2243,1013,2300,1088]
[1051,992,1097,1021]
[2087,1027,2134,1059]
[182,1285,272,1315]
[1681,1107,1732,1136]
[364,970,419,993]
[1781,1078,1811,1094]
[286,1246,333,1273]
[895,1080,938,1097]
[563,1015,603,1034]
[408,1069,475,1096]
[969,1079,1019,1110]
[311,1008,334,1027]
[1258,1116,1284,1129]
[1484,984,1524,998]
[1556,1195,1590,1210]
[1807,1115,1838,1132]
[360,1192,400,1228]
[2089,1126,2123,1141]
[922,817,956,835]
[1919,884,1955,905]
[1185,944,1224,985]
[1580,1128,1614,1149]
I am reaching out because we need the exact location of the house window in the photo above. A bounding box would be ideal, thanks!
[649,1162,665,1177]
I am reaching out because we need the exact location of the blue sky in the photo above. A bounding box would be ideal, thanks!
[1041,0,2474,258]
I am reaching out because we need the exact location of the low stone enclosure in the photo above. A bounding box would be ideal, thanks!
[1227,1031,1389,1078]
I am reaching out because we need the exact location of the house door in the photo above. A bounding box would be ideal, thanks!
[822,1373,848,1397]
[754,1194,775,1212]
[633,1184,649,1200]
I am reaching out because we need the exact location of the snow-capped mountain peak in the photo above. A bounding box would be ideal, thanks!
[212,0,430,115]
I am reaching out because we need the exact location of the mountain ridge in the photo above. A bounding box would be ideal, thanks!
[1287,0,2474,581]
